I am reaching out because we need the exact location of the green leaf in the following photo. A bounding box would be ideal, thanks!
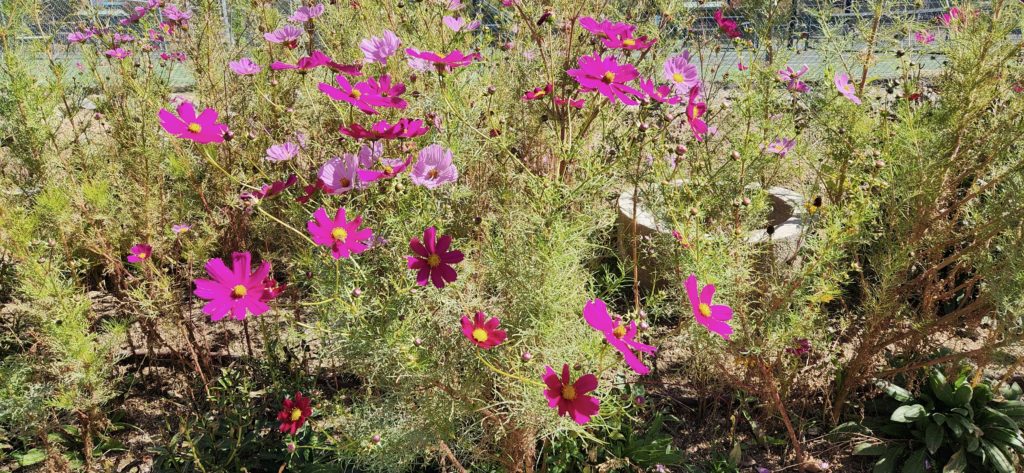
[854,442,888,456]
[16,449,46,467]
[891,405,928,423]
[901,449,928,473]
[951,385,973,407]
[942,448,967,473]
[933,413,947,426]
[980,440,1014,473]
[925,422,944,454]
[873,446,905,473]
[877,380,914,402]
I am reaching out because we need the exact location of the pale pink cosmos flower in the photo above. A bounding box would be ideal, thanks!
[446,0,464,10]
[542,364,600,425]
[264,25,303,49]
[663,51,700,95]
[113,33,135,44]
[229,57,262,75]
[778,65,810,93]
[834,72,862,104]
[105,48,132,59]
[360,30,401,65]
[307,207,374,259]
[172,223,192,234]
[583,299,657,375]
[410,144,458,189]
[266,142,300,162]
[685,274,733,340]
[288,3,324,22]
[68,30,93,43]
[406,48,433,72]
[443,16,480,32]
[404,48,480,72]
[763,137,795,157]
[319,154,360,194]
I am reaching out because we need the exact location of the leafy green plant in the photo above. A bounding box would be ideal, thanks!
[842,370,1024,473]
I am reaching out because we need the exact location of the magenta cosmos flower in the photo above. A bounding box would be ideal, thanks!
[763,137,795,157]
[407,226,463,288]
[685,85,709,141]
[68,30,93,43]
[264,25,303,48]
[410,144,458,189]
[240,175,298,202]
[272,51,362,75]
[542,364,600,425]
[288,3,324,23]
[567,53,640,105]
[360,30,400,65]
[193,252,272,321]
[229,57,262,75]
[358,156,411,184]
[914,30,935,44]
[127,244,152,264]
[778,65,809,93]
[404,48,480,71]
[357,75,408,110]
[105,48,131,59]
[277,392,312,435]
[340,118,429,141]
[523,83,553,101]
[938,7,961,27]
[637,78,680,105]
[583,299,657,375]
[158,101,227,144]
[663,52,700,95]
[578,17,632,42]
[460,312,507,349]
[713,10,741,38]
[319,74,380,114]
[834,72,861,105]
[307,207,373,259]
[685,274,733,340]
[554,96,585,109]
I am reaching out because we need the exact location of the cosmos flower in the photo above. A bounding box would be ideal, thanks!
[778,65,810,93]
[105,48,132,59]
[163,4,192,29]
[159,51,187,62]
[357,156,412,184]
[713,10,741,38]
[307,207,374,259]
[685,274,733,340]
[158,101,228,144]
[685,84,709,141]
[554,96,585,109]
[172,224,192,234]
[193,252,273,321]
[578,17,633,42]
[542,364,600,425]
[443,16,480,32]
[127,244,152,264]
[360,30,401,65]
[566,53,641,105]
[277,392,312,435]
[663,51,700,95]
[266,142,300,162]
[404,48,481,72]
[113,33,135,44]
[460,312,507,349]
[938,7,961,27]
[288,3,324,23]
[356,75,408,110]
[407,226,463,288]
[264,25,303,49]
[410,144,458,189]
[583,299,657,375]
[68,30,93,43]
[637,78,680,105]
[319,74,380,114]
[339,118,429,140]
[522,83,553,101]
[834,72,862,104]
[272,50,362,75]
[763,137,795,157]
[914,30,935,44]
[738,62,748,71]
[229,57,262,75]
[240,175,298,202]
[319,154,360,194]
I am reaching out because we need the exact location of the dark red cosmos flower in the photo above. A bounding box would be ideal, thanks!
[339,118,429,140]
[277,392,312,435]
[296,180,325,204]
[240,174,298,202]
[271,50,363,75]
[522,83,553,101]
[713,10,742,38]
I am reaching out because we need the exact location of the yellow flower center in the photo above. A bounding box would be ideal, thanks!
[622,38,636,46]
[231,284,248,298]
[601,71,616,83]
[561,384,577,400]
[472,328,488,342]
[672,72,685,83]
[383,165,394,174]
[612,324,627,339]
[350,89,362,99]
[290,408,303,422]
[331,227,348,241]
[427,254,441,268]
[137,252,148,260]
[534,89,547,98]
[187,122,202,133]
[698,303,711,318]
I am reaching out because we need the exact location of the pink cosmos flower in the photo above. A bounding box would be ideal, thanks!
[319,74,380,114]
[307,207,373,259]
[120,7,148,26]
[763,137,796,157]
[158,101,228,144]
[446,0,464,10]
[554,96,585,109]
[583,299,657,375]
[163,4,192,29]
[272,51,362,75]
[127,244,152,264]
[358,156,412,184]
[566,53,641,105]
[193,252,272,321]
[404,48,480,72]
[266,142,299,162]
[288,3,324,23]
[229,58,262,75]
[938,7,961,27]
[240,175,298,202]
[778,65,810,93]
[356,75,408,110]
[113,33,135,44]
[685,274,733,340]
[542,364,600,425]
[663,51,700,95]
[834,72,861,105]
[160,51,187,62]
[443,16,480,32]
[522,83,553,101]
[738,62,748,71]
[460,312,507,349]
[277,392,312,435]
[914,30,935,44]
[339,118,429,140]
[685,85,709,141]
[406,49,433,72]
[68,30,93,43]
[360,30,401,65]
[172,224,191,234]
[410,144,458,189]
[578,17,633,42]
[105,48,131,59]
[713,10,741,38]
[264,25,303,49]
[637,78,681,105]
[319,154,360,194]
[407,226,463,288]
